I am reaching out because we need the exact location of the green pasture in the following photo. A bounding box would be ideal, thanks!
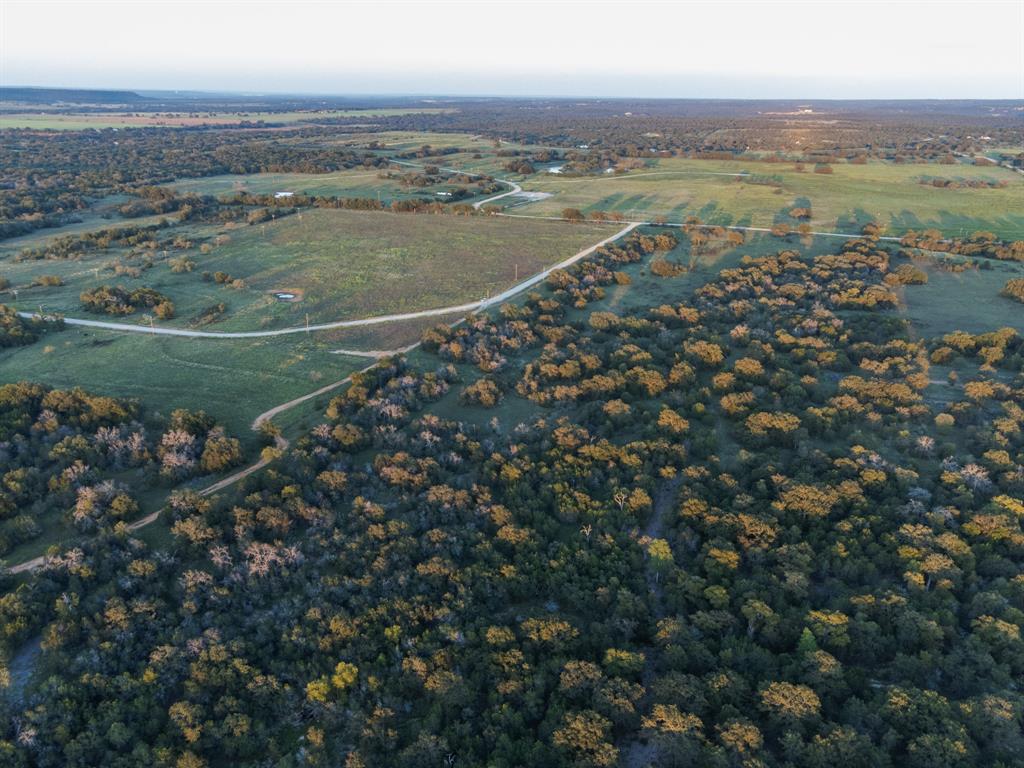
[0,324,365,447]
[2,209,611,332]
[899,256,1024,337]
[510,157,1024,240]
[168,168,483,202]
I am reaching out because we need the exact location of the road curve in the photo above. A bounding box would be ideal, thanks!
[481,221,639,305]
[8,440,288,574]
[386,158,523,209]
[19,300,487,338]
[16,219,629,339]
[6,221,640,573]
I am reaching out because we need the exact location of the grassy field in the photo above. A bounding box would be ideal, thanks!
[322,130,504,152]
[2,209,612,331]
[509,157,1024,239]
[0,108,453,130]
[168,168,485,202]
[0,324,368,566]
[899,256,1024,337]
[0,325,365,446]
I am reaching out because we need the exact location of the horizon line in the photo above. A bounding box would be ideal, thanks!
[3,85,1024,103]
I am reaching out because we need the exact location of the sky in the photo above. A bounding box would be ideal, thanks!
[2,0,1022,99]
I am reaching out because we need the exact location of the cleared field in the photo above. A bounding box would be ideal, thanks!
[0,325,365,446]
[2,209,612,332]
[0,108,453,130]
[168,168,482,202]
[899,257,1024,336]
[511,157,1024,239]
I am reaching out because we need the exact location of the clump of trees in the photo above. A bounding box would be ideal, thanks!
[80,284,173,316]
[0,383,244,556]
[0,304,62,347]
[460,377,502,407]
[919,176,1009,189]
[1002,278,1024,303]
[901,229,1024,262]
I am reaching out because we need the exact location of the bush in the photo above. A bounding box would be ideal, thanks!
[1002,278,1024,303]
[460,378,502,407]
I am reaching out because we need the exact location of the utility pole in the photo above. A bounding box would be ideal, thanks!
[305,313,310,333]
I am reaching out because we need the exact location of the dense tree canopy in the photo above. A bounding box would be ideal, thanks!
[1,222,1021,766]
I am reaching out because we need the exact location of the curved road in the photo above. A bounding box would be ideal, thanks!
[6,221,636,573]
[19,300,488,338]
[5,159,928,573]
[386,158,522,209]
[16,220,629,339]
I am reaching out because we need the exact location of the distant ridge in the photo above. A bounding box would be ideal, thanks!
[0,86,151,104]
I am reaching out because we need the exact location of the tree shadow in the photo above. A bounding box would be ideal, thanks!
[836,208,880,233]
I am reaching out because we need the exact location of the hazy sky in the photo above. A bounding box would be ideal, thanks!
[2,0,1022,98]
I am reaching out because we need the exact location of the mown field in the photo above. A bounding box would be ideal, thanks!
[2,209,612,331]
[510,157,1024,239]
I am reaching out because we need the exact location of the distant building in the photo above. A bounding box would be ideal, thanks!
[274,191,294,199]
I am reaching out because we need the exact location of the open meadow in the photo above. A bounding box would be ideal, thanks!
[2,208,612,331]
[510,156,1024,239]
[168,167,488,202]
[0,325,366,447]
[898,255,1024,336]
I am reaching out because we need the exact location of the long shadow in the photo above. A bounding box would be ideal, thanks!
[666,201,691,222]
[616,193,651,216]
[698,201,731,225]
[594,192,626,210]
[835,208,878,234]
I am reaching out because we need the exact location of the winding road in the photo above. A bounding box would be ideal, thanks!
[387,158,523,209]
[16,220,632,339]
[5,157,919,573]
[6,219,635,573]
